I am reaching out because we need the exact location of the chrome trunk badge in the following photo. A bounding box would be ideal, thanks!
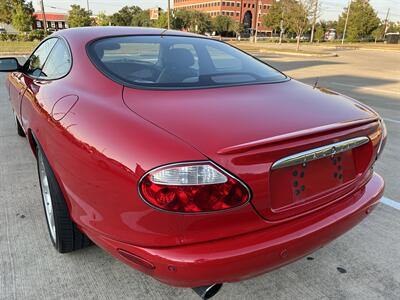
[271,137,369,170]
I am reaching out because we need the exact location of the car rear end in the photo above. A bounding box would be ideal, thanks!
[79,31,387,287]
[83,115,385,287]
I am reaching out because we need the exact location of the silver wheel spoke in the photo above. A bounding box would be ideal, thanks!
[38,152,56,242]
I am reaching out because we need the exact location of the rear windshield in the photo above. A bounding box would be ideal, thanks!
[87,35,287,89]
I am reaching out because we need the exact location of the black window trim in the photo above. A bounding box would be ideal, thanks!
[23,35,73,81]
[86,34,290,91]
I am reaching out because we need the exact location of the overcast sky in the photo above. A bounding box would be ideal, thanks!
[33,0,400,22]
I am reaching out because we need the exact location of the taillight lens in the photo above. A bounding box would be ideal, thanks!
[138,162,250,213]
[377,119,387,158]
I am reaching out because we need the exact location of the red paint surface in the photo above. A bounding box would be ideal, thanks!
[6,27,385,287]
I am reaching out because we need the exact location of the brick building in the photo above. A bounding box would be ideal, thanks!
[174,0,273,35]
[33,12,68,31]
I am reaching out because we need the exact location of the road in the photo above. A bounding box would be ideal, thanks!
[0,49,399,300]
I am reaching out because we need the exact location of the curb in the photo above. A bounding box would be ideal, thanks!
[0,52,30,56]
[238,48,338,57]
[257,49,338,57]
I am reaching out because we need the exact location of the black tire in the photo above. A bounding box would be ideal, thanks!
[36,144,91,253]
[15,116,26,137]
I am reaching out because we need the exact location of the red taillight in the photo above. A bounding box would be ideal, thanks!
[138,162,250,213]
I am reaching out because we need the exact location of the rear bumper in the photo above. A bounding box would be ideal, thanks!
[85,172,384,287]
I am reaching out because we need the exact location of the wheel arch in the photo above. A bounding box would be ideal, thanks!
[29,129,76,221]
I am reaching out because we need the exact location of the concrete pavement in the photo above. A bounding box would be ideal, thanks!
[1,49,399,300]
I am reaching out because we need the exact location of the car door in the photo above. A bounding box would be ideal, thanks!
[16,38,58,126]
[8,71,26,118]
[20,38,73,132]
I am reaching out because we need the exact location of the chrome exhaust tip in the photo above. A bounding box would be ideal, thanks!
[192,283,223,299]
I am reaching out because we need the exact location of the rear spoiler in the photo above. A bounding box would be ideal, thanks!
[217,117,378,155]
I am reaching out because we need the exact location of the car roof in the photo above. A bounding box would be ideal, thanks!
[54,26,204,44]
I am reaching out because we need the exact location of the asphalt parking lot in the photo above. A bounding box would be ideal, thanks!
[1,49,399,300]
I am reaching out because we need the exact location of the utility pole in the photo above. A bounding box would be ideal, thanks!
[279,10,284,45]
[254,0,260,43]
[86,0,90,11]
[310,0,318,43]
[239,0,244,26]
[383,8,390,37]
[167,0,171,30]
[342,0,352,44]
[40,0,47,34]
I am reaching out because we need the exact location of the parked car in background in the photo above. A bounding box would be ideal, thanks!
[0,27,386,299]
[325,28,337,41]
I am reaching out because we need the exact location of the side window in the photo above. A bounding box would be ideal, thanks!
[41,40,72,79]
[206,45,242,72]
[170,44,199,72]
[25,38,58,77]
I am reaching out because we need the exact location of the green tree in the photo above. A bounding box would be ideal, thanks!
[0,0,13,24]
[172,10,211,34]
[131,10,152,27]
[286,0,312,50]
[189,11,212,34]
[11,0,35,32]
[212,15,234,35]
[96,12,110,26]
[386,22,400,34]
[172,10,192,30]
[154,11,168,29]
[325,20,338,31]
[231,21,244,35]
[262,0,284,32]
[68,5,92,28]
[263,0,313,49]
[110,6,142,26]
[314,23,325,42]
[337,0,380,42]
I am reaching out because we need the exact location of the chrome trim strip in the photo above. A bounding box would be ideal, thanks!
[271,137,369,170]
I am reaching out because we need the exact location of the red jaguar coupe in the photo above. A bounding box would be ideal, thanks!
[0,27,386,299]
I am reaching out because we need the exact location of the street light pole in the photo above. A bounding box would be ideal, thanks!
[279,11,284,45]
[40,0,47,34]
[342,0,352,44]
[310,0,318,43]
[167,0,171,30]
[86,0,90,11]
[254,1,260,43]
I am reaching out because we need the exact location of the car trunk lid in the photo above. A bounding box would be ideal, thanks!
[123,80,380,220]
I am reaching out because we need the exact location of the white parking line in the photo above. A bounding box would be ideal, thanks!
[331,82,400,96]
[381,197,400,211]
[383,118,400,124]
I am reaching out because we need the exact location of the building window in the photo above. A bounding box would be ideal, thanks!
[36,20,42,28]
